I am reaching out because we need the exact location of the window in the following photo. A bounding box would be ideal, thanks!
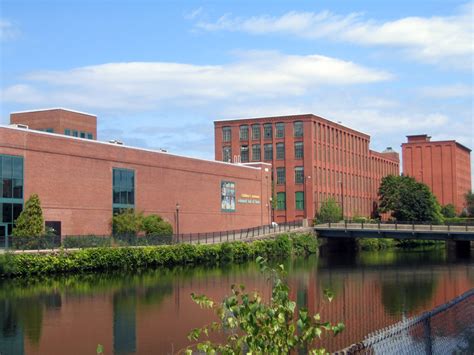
[294,121,303,137]
[295,167,304,184]
[251,124,260,140]
[294,142,304,159]
[264,144,273,160]
[276,143,285,160]
[223,146,232,162]
[275,122,285,138]
[221,181,236,212]
[112,168,135,214]
[222,126,232,142]
[240,125,249,141]
[264,123,273,139]
[72,130,79,137]
[0,154,24,237]
[295,191,304,210]
[240,145,249,162]
[80,132,86,138]
[276,167,285,184]
[44,128,54,133]
[252,144,261,161]
[276,192,286,210]
[64,129,71,136]
[87,133,93,139]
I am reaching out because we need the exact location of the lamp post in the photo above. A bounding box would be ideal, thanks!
[175,202,180,238]
[338,181,344,221]
[303,175,312,219]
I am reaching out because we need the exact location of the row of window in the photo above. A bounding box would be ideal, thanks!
[275,167,306,185]
[64,129,94,139]
[276,192,304,211]
[223,142,303,163]
[314,122,369,155]
[222,121,303,142]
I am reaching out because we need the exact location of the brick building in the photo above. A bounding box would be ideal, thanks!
[1,109,271,237]
[214,114,399,223]
[402,135,472,213]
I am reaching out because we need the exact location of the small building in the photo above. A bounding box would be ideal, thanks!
[214,114,400,222]
[0,108,271,237]
[402,134,472,213]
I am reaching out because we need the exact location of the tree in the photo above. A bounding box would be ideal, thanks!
[185,257,344,354]
[465,191,474,217]
[441,204,456,218]
[378,175,443,223]
[111,209,143,236]
[12,194,44,237]
[142,214,173,236]
[315,198,342,223]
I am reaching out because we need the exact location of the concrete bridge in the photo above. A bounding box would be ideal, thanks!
[314,222,474,241]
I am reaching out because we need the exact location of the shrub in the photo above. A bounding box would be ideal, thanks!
[112,209,143,236]
[290,233,318,255]
[315,198,342,224]
[12,194,44,237]
[441,204,456,218]
[142,215,173,236]
[63,236,113,249]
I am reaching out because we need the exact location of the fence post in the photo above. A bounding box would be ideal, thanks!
[412,221,415,231]
[430,223,432,231]
[344,220,347,230]
[329,221,331,228]
[395,221,397,230]
[361,221,364,229]
[378,221,380,230]
[466,223,468,232]
[447,223,450,232]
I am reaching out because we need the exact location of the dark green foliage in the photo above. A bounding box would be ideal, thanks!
[112,209,143,236]
[142,214,173,236]
[12,194,44,237]
[357,238,395,251]
[0,233,317,278]
[186,257,343,354]
[465,191,474,217]
[378,175,443,223]
[315,198,342,224]
[63,236,113,248]
[441,204,456,218]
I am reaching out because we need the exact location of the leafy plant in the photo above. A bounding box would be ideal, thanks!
[142,214,173,236]
[112,209,143,236]
[12,194,44,237]
[185,257,344,354]
[441,204,456,218]
[465,190,474,217]
[315,198,342,224]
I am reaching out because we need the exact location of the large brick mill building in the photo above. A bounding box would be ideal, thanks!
[0,108,271,237]
[214,114,400,223]
[402,134,472,213]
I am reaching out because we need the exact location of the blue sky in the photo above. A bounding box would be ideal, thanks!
[1,0,473,182]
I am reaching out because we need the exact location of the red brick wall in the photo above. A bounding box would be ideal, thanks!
[402,139,471,213]
[10,108,97,139]
[0,127,270,235]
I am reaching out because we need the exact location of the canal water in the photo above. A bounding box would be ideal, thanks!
[0,247,473,354]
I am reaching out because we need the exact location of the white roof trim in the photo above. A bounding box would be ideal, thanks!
[10,107,97,117]
[0,125,263,171]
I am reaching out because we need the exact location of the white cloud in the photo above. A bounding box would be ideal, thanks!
[0,19,19,41]
[419,84,473,98]
[196,3,474,69]
[1,51,391,110]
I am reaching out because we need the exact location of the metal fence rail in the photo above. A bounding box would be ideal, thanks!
[315,220,474,233]
[0,220,305,251]
[337,288,474,354]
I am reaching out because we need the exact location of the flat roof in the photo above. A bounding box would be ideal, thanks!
[2,125,270,170]
[10,107,97,117]
[401,139,472,152]
[214,113,370,138]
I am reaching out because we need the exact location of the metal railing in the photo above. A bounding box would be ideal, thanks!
[0,220,305,251]
[315,220,474,233]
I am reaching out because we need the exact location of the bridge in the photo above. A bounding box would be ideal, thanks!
[314,222,474,241]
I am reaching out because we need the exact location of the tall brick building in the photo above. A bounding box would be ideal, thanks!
[402,135,472,213]
[214,114,399,223]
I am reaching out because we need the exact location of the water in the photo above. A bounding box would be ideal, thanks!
[0,247,472,354]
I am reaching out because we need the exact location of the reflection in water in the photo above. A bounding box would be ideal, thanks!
[0,247,472,354]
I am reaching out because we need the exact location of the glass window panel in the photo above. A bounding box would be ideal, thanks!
[276,167,285,184]
[295,167,304,184]
[80,132,86,138]
[13,179,23,199]
[2,156,12,178]
[276,143,285,160]
[251,124,260,140]
[2,179,12,198]
[277,192,286,210]
[240,146,249,162]
[73,130,79,137]
[65,129,71,135]
[13,204,22,221]
[275,123,285,138]
[239,125,249,140]
[264,123,273,139]
[12,157,23,179]
[222,127,231,142]
[223,146,232,162]
[294,142,304,159]
[295,191,304,210]
[2,203,12,223]
[264,144,273,160]
[294,121,303,137]
[252,144,261,161]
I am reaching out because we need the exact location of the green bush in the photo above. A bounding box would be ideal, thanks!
[63,236,113,248]
[142,215,173,236]
[112,209,143,236]
[441,204,456,218]
[0,233,318,278]
[12,194,45,237]
[315,198,342,224]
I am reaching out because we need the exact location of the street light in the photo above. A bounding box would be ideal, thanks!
[175,202,180,237]
[338,181,344,221]
[303,175,312,219]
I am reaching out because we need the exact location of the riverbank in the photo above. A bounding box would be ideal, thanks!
[0,233,317,278]
[357,238,446,251]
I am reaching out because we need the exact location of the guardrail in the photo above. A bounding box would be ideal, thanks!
[315,220,474,233]
[0,220,305,251]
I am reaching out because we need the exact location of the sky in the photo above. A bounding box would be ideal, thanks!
[1,0,473,183]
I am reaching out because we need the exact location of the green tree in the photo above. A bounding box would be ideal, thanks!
[185,257,344,354]
[378,175,443,223]
[315,198,342,223]
[465,190,474,216]
[441,204,456,218]
[112,209,143,236]
[12,194,44,237]
[142,214,173,236]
